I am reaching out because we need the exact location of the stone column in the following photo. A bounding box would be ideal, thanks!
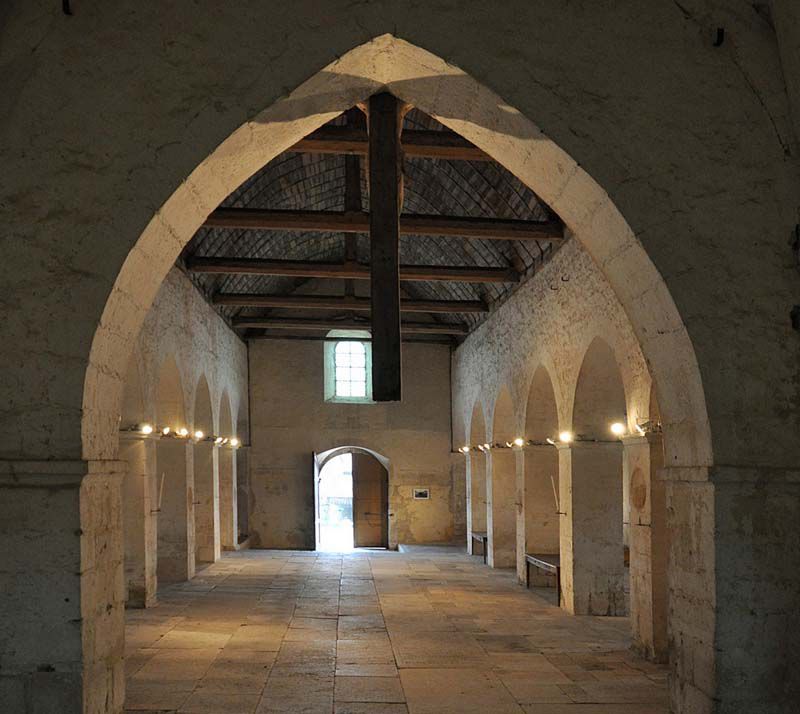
[236,446,250,543]
[623,433,668,661]
[0,460,125,714]
[486,449,516,568]
[119,435,158,607]
[558,441,624,615]
[219,445,238,550]
[156,439,195,582]
[516,444,560,584]
[464,453,474,554]
[193,441,220,563]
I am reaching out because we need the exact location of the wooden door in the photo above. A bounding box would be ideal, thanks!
[352,453,388,547]
[312,452,321,549]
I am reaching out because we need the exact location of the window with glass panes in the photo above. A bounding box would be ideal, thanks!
[334,341,367,398]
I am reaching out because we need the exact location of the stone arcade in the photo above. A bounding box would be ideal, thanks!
[1,5,799,714]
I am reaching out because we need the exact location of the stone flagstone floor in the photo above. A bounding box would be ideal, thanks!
[124,547,669,713]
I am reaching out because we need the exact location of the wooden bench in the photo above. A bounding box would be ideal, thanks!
[525,553,561,605]
[471,531,488,564]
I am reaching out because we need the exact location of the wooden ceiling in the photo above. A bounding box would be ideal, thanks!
[181,101,566,353]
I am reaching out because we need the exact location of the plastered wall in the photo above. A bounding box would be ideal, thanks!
[247,339,457,549]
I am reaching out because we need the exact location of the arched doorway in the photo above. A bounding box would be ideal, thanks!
[466,401,487,556]
[314,447,389,551]
[488,386,516,569]
[192,374,219,566]
[519,364,560,586]
[561,337,628,616]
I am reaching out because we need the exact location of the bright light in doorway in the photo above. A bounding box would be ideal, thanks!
[610,422,626,437]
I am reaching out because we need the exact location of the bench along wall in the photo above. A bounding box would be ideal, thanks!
[247,339,457,549]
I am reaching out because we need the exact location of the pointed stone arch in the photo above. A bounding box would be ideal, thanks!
[466,400,488,549]
[518,365,560,581]
[82,33,711,474]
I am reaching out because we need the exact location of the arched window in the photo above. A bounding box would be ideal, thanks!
[324,330,373,403]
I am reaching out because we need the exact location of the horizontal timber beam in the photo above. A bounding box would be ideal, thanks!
[248,334,456,345]
[203,208,563,242]
[291,126,491,161]
[186,257,519,283]
[232,317,469,335]
[213,293,488,313]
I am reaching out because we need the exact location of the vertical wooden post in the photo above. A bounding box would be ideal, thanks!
[368,92,402,401]
[343,109,362,299]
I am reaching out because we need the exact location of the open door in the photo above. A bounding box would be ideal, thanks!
[312,451,321,549]
[352,452,389,548]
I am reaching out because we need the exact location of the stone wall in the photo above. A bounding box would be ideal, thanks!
[119,267,248,603]
[452,239,651,442]
[121,267,249,436]
[248,339,455,549]
[1,4,799,712]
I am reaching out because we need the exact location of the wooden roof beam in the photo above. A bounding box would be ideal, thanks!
[213,293,488,314]
[232,317,469,335]
[202,208,563,243]
[291,126,492,162]
[186,257,519,284]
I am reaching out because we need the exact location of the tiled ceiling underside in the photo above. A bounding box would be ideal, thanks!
[181,109,561,336]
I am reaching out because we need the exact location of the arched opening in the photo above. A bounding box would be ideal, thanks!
[192,374,219,566]
[314,446,389,551]
[488,386,517,569]
[519,365,560,588]
[154,356,193,583]
[234,398,250,545]
[217,389,237,550]
[74,34,716,713]
[561,337,627,615]
[119,348,158,607]
[467,401,487,556]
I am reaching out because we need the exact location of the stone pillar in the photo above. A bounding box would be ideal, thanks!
[0,460,125,714]
[236,446,250,543]
[666,467,800,714]
[486,449,516,568]
[193,441,220,563]
[516,444,560,584]
[156,440,195,582]
[219,445,238,550]
[119,436,158,607]
[664,468,715,714]
[623,434,668,661]
[558,442,624,615]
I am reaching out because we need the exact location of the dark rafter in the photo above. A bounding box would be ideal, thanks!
[202,209,564,243]
[213,293,487,314]
[291,125,491,161]
[186,257,519,284]
[232,317,468,335]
